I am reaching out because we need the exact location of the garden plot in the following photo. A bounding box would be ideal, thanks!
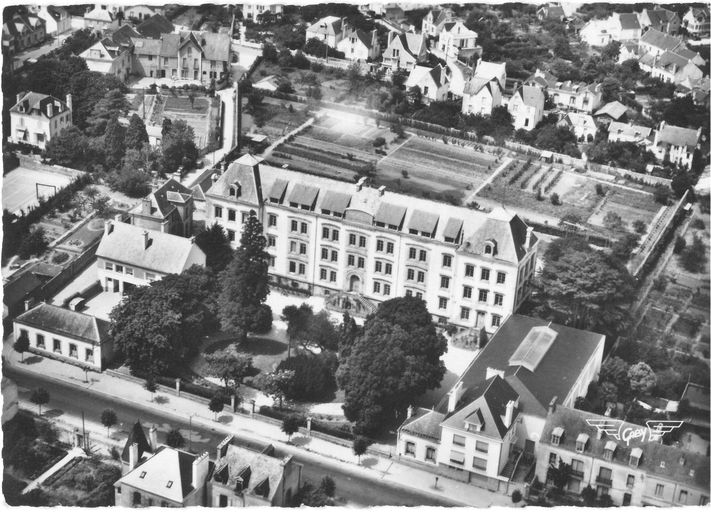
[588,187,661,231]
[162,95,215,148]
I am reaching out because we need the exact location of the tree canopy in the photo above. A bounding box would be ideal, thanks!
[161,119,199,175]
[195,223,234,272]
[125,113,149,151]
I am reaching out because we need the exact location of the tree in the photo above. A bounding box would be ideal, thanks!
[680,234,707,273]
[87,88,130,136]
[30,388,50,415]
[337,297,447,434]
[195,223,234,272]
[609,233,640,264]
[161,119,198,174]
[352,436,370,463]
[673,235,687,254]
[277,352,337,402]
[603,211,625,231]
[204,350,253,392]
[632,220,646,234]
[320,476,335,497]
[43,126,89,169]
[18,227,48,259]
[599,381,619,405]
[549,461,572,490]
[337,312,360,358]
[281,414,301,441]
[161,118,173,138]
[166,428,185,448]
[106,166,152,197]
[209,392,225,420]
[654,185,672,205]
[218,211,271,342]
[671,170,695,199]
[103,115,126,169]
[13,332,30,363]
[478,328,489,348]
[188,91,197,109]
[125,113,149,151]
[100,409,118,437]
[627,362,657,395]
[254,370,295,409]
[511,490,522,504]
[600,356,630,393]
[144,375,157,401]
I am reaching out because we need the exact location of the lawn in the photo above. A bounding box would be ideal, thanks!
[192,335,289,379]
[164,95,210,114]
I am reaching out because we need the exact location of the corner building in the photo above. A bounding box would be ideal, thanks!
[206,155,538,331]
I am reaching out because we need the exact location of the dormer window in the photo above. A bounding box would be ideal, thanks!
[484,240,497,256]
[576,433,589,453]
[629,447,642,468]
[551,427,564,446]
[230,182,241,197]
[603,441,616,461]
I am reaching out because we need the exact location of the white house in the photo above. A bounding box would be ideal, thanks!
[461,61,506,116]
[683,6,710,37]
[83,4,119,31]
[381,31,427,71]
[96,220,206,293]
[14,302,113,371]
[558,112,598,142]
[508,85,544,131]
[643,50,704,85]
[9,91,72,149]
[406,64,450,103]
[446,59,474,98]
[31,5,71,36]
[607,121,653,145]
[79,38,132,81]
[305,16,345,48]
[638,7,681,34]
[436,21,478,61]
[337,28,380,61]
[122,5,165,22]
[651,121,701,170]
[421,8,453,37]
[638,28,684,58]
[547,81,603,113]
[579,19,614,47]
[241,3,283,23]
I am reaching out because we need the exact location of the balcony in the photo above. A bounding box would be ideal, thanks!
[571,469,585,479]
[596,476,612,487]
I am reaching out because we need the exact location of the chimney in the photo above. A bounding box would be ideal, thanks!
[504,400,515,428]
[142,230,151,249]
[24,299,33,311]
[447,381,464,413]
[407,405,414,419]
[378,185,386,196]
[216,435,233,460]
[141,198,152,215]
[191,452,210,490]
[356,176,367,191]
[129,442,139,471]
[16,92,24,104]
[189,236,196,245]
[149,426,158,452]
[46,103,53,117]
[104,220,114,236]
[525,226,534,250]
[548,396,557,415]
[114,213,123,222]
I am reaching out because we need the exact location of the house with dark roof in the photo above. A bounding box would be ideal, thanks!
[421,8,454,37]
[508,85,545,131]
[446,59,474,98]
[129,178,194,237]
[651,121,702,170]
[9,91,72,149]
[593,101,629,126]
[535,404,709,506]
[683,6,710,37]
[79,37,132,80]
[461,60,507,116]
[336,27,380,61]
[436,21,479,61]
[397,315,605,493]
[643,49,705,85]
[537,4,566,22]
[638,7,681,35]
[638,28,684,58]
[96,219,205,293]
[558,112,598,142]
[607,121,653,146]
[305,16,346,48]
[405,64,450,103]
[381,31,427,71]
[14,302,113,370]
[2,12,46,56]
[545,79,603,113]
[30,5,71,36]
[136,13,174,39]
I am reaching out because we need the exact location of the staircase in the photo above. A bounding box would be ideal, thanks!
[500,448,523,480]
[325,291,376,318]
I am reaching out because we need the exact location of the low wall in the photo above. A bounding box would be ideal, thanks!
[18,154,84,178]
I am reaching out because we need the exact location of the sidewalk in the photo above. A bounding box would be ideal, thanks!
[3,340,511,507]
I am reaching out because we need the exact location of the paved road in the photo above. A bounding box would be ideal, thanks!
[8,369,454,508]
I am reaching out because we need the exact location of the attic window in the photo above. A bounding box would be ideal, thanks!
[551,427,564,446]
[630,447,642,468]
[229,182,241,198]
[139,471,147,479]
[576,433,589,453]
[484,240,496,256]
[603,441,616,461]
[166,481,173,488]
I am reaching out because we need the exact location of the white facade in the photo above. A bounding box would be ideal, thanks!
[337,29,380,61]
[436,21,477,61]
[508,87,544,131]
[80,40,132,80]
[406,65,449,103]
[462,80,502,116]
[683,7,710,37]
[305,16,344,48]
[242,3,284,22]
[33,5,71,35]
[9,92,72,149]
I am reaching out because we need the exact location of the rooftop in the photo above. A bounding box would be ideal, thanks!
[119,446,199,501]
[213,443,290,502]
[594,101,628,120]
[656,123,700,148]
[15,302,110,345]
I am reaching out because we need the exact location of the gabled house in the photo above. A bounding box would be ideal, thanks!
[382,31,427,71]
[80,38,132,81]
[607,121,653,145]
[337,28,380,61]
[579,19,614,47]
[547,81,602,113]
[558,112,598,142]
[83,4,119,31]
[241,3,284,23]
[123,5,166,23]
[305,16,345,47]
[676,76,710,107]
[129,178,195,237]
[507,85,544,131]
[651,121,701,170]
[618,42,641,63]
[638,8,681,34]
[96,220,206,293]
[593,101,629,126]
[580,13,641,45]
[421,8,454,37]
[9,91,72,149]
[645,50,704,85]
[2,12,46,55]
[461,61,506,116]
[638,28,684,58]
[612,12,642,41]
[405,64,450,104]
[446,59,474,98]
[537,4,566,22]
[436,21,478,61]
[31,5,71,36]
[683,6,710,37]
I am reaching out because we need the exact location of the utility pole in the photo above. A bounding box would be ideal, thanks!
[81,410,87,452]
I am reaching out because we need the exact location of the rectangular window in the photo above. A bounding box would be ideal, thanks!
[409,248,417,259]
[349,234,356,246]
[442,254,452,267]
[460,307,470,320]
[387,242,394,254]
[228,209,236,221]
[300,222,308,234]
[439,297,448,310]
[146,272,156,282]
[357,257,365,269]
[475,441,488,453]
[69,343,78,358]
[241,212,249,223]
[425,446,436,461]
[492,314,501,327]
[214,206,223,219]
[478,290,488,302]
[330,250,338,262]
[655,484,664,497]
[115,264,124,273]
[407,269,415,280]
[385,263,392,275]
[549,452,558,466]
[416,292,423,299]
[449,450,465,465]
[268,214,277,227]
[299,243,307,255]
[679,490,687,504]
[463,285,472,299]
[405,441,415,456]
[290,241,297,254]
[298,263,306,275]
[494,293,503,306]
[359,236,366,247]
[417,271,425,283]
[373,282,381,293]
[322,227,329,239]
[452,434,465,446]
[53,338,61,353]
[348,255,355,266]
[227,230,235,242]
[376,240,384,252]
[291,220,298,232]
[384,284,391,295]
[440,276,450,289]
[465,264,474,277]
[375,261,382,273]
[481,268,490,281]
[289,261,296,273]
[496,272,506,284]
[626,474,635,488]
[419,250,427,262]
[36,334,45,349]
[472,457,487,471]
[332,230,339,241]
[125,267,133,276]
[268,235,276,247]
[269,256,275,267]
[321,248,328,260]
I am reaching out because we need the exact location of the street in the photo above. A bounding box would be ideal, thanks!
[7,368,455,508]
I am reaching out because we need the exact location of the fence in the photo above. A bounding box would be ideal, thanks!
[18,154,85,179]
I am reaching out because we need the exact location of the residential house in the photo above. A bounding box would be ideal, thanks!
[9,91,72,149]
[406,64,450,103]
[642,49,704,85]
[537,4,566,22]
[31,5,71,36]
[206,155,539,329]
[593,101,629,126]
[252,74,287,92]
[110,23,141,45]
[676,76,710,107]
[123,5,166,23]
[579,19,614,47]
[638,28,684,58]
[210,436,302,506]
[558,112,598,142]
[613,12,643,41]
[618,42,640,63]
[381,32,427,71]
[607,121,653,145]
[398,315,605,493]
[651,121,701,170]
[305,16,345,47]
[2,12,46,56]
[129,179,195,237]
[136,14,175,39]
[507,85,544,131]
[446,59,474,98]
[241,3,284,23]
[96,220,206,293]
[83,4,119,31]
[461,61,507,116]
[421,8,454,38]
[547,81,602,113]
[638,8,681,34]
[337,28,380,61]
[436,21,479,61]
[680,381,710,431]
[131,37,163,78]
[79,38,133,81]
[536,405,709,506]
[683,6,710,37]
[14,302,113,371]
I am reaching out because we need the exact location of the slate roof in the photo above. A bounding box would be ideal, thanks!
[465,207,534,263]
[514,85,544,108]
[541,406,710,491]
[406,65,446,90]
[319,190,352,214]
[46,6,68,21]
[608,121,652,141]
[159,33,180,56]
[140,178,193,218]
[137,13,174,39]
[594,101,628,120]
[288,183,320,208]
[121,420,153,465]
[561,112,597,131]
[441,376,520,440]
[267,178,289,202]
[442,217,463,240]
[110,24,141,45]
[463,76,495,96]
[15,302,110,345]
[473,60,506,85]
[399,408,445,441]
[350,29,375,49]
[306,16,343,37]
[644,8,677,29]
[408,209,439,234]
[213,443,289,502]
[10,91,70,118]
[640,28,683,52]
[374,202,407,227]
[525,68,559,89]
[96,221,205,275]
[444,315,604,418]
[617,13,641,30]
[200,32,231,62]
[132,36,162,55]
[119,446,198,501]
[3,271,42,309]
[656,123,700,148]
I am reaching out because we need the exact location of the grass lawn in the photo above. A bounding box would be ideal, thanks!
[164,95,210,114]
[192,335,289,379]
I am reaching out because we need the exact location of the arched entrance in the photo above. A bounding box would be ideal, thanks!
[348,274,361,292]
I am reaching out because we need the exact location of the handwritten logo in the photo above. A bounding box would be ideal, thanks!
[585,419,683,446]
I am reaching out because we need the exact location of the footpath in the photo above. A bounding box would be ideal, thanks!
[3,342,511,507]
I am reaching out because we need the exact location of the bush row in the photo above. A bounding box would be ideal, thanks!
[508,159,533,185]
[519,164,540,189]
[543,170,564,194]
[529,167,552,192]
[290,141,366,164]
[278,144,369,173]
[258,406,354,440]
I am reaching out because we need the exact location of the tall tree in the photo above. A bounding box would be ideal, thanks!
[43,126,89,169]
[627,362,657,395]
[125,113,149,151]
[100,409,117,437]
[87,88,130,136]
[30,388,49,415]
[103,115,126,170]
[218,211,271,342]
[352,436,371,464]
[255,370,295,409]
[161,119,198,174]
[281,414,301,441]
[204,350,253,392]
[195,223,234,272]
[209,392,224,420]
[337,312,360,358]
[166,428,185,448]
[69,71,126,130]
[13,332,29,363]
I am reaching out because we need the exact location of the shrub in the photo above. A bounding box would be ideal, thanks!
[18,227,49,259]
[512,490,522,503]
[401,169,409,179]
[372,136,386,147]
[252,304,273,334]
[654,185,672,205]
[691,218,706,230]
[276,352,336,402]
[595,183,605,196]
[51,251,70,264]
[632,220,646,234]
[550,193,561,205]
[673,235,687,254]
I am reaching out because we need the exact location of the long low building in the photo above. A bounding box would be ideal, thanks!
[206,155,539,332]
